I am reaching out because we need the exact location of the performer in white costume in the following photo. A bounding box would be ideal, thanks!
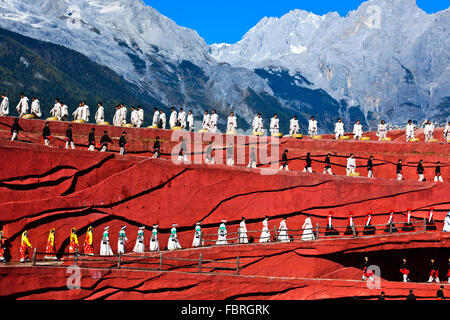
[209,109,218,133]
[130,107,139,127]
[270,114,279,135]
[259,216,270,243]
[158,110,166,129]
[202,110,211,131]
[117,226,128,254]
[192,222,204,247]
[30,97,41,118]
[100,226,114,256]
[252,113,263,133]
[443,212,450,232]
[226,143,234,166]
[289,116,300,136]
[149,225,159,252]
[346,153,356,176]
[95,102,104,124]
[334,118,344,140]
[169,107,178,129]
[444,121,450,143]
[301,216,315,241]
[16,93,29,117]
[167,224,182,251]
[119,104,126,125]
[152,108,160,127]
[405,120,415,141]
[72,102,82,121]
[238,217,248,244]
[60,102,68,121]
[132,227,145,253]
[216,220,228,245]
[278,217,290,242]
[80,101,90,122]
[353,120,363,140]
[424,120,434,142]
[0,93,9,116]
[308,116,318,137]
[377,120,387,141]
[227,112,237,132]
[187,110,194,132]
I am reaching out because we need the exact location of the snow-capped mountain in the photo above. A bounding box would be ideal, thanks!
[212,0,450,125]
[0,0,448,133]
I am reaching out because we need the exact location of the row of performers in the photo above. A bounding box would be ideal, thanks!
[5,210,449,263]
[362,257,450,284]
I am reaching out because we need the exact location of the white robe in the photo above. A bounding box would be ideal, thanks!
[443,214,450,232]
[130,110,139,126]
[178,111,187,129]
[95,106,104,124]
[16,97,29,116]
[406,124,415,140]
[377,124,387,140]
[152,111,160,127]
[227,116,237,132]
[132,231,145,253]
[113,109,121,126]
[444,125,450,141]
[117,231,128,254]
[31,100,41,118]
[167,227,182,251]
[289,118,299,135]
[278,220,289,242]
[239,221,248,244]
[119,107,127,125]
[192,226,203,247]
[259,220,270,243]
[159,113,166,129]
[81,105,90,122]
[61,105,68,119]
[210,113,218,132]
[100,232,114,256]
[353,124,363,139]
[72,107,82,120]
[252,117,263,132]
[335,122,344,138]
[149,228,159,251]
[424,124,434,140]
[50,103,61,119]
[169,111,178,128]
[0,97,9,116]
[301,217,315,241]
[270,117,279,134]
[137,109,144,127]
[216,223,227,245]
[202,114,211,130]
[308,120,318,136]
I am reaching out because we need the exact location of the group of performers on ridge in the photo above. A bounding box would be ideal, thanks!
[3,210,449,265]
[2,93,450,142]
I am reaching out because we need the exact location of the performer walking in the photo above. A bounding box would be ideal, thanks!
[99,131,112,152]
[426,208,437,231]
[83,226,94,255]
[88,128,96,151]
[396,159,403,181]
[279,149,289,171]
[10,118,23,141]
[444,121,450,143]
[400,258,411,282]
[401,208,415,232]
[334,118,344,140]
[303,153,313,173]
[69,228,79,254]
[216,220,228,245]
[325,211,340,236]
[0,230,6,263]
[363,212,376,235]
[149,225,159,252]
[42,121,51,147]
[133,227,145,253]
[247,147,257,168]
[361,257,374,281]
[367,156,374,178]
[259,216,271,243]
[0,93,9,116]
[16,93,29,117]
[417,160,425,181]
[119,131,127,155]
[152,136,161,159]
[323,154,333,175]
[384,210,398,233]
[187,110,194,132]
[344,211,358,235]
[346,154,356,176]
[443,212,450,232]
[117,226,128,254]
[65,124,75,149]
[434,161,443,182]
[100,226,114,256]
[167,224,182,251]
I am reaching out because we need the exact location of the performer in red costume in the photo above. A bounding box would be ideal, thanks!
[400,258,410,282]
[83,226,94,255]
[363,212,376,235]
[19,231,32,263]
[44,228,57,260]
[426,208,437,231]
[69,228,79,254]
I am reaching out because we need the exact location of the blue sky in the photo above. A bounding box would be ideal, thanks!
[145,0,449,44]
